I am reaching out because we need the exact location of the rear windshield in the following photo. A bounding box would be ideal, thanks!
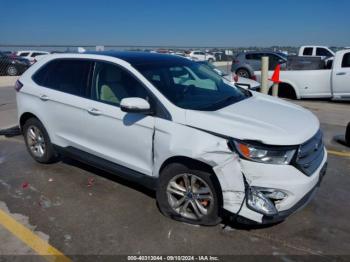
[135,62,250,111]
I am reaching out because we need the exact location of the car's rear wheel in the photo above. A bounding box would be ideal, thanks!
[23,118,58,163]
[236,68,250,79]
[6,66,18,76]
[157,162,221,226]
[208,58,214,63]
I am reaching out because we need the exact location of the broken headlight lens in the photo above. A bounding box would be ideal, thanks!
[246,187,278,215]
[233,141,296,165]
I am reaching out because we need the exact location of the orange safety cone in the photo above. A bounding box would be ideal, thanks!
[269,64,281,83]
[269,65,281,96]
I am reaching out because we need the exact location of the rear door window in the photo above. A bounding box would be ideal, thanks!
[341,53,350,68]
[31,52,46,57]
[316,48,333,57]
[246,53,262,60]
[33,59,92,97]
[303,48,313,56]
[19,52,29,57]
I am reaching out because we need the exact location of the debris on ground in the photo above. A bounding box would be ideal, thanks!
[87,177,95,187]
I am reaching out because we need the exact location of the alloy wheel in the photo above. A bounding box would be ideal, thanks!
[166,173,214,220]
[26,125,46,158]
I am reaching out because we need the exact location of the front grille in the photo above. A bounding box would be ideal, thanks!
[294,130,325,176]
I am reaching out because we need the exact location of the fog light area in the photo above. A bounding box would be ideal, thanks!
[246,187,287,216]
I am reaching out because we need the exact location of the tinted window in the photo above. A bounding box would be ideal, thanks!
[19,52,29,57]
[31,52,46,57]
[316,48,332,57]
[246,53,262,60]
[267,54,283,69]
[303,48,313,56]
[341,53,350,68]
[136,62,249,111]
[33,59,92,97]
[92,62,149,106]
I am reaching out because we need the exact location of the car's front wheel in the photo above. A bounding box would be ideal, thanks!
[23,118,58,163]
[157,162,221,226]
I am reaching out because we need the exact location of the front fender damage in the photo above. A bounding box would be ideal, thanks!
[197,144,263,223]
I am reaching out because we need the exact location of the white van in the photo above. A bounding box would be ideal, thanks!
[15,52,327,225]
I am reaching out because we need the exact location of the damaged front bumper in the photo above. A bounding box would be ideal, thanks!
[214,148,328,225]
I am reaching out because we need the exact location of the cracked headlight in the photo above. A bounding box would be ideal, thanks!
[233,140,296,165]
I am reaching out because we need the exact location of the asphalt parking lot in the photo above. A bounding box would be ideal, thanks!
[0,82,350,260]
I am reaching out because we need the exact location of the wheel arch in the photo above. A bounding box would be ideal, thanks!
[158,155,224,207]
[269,81,300,99]
[19,112,40,131]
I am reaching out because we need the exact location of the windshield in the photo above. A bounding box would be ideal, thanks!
[135,62,249,111]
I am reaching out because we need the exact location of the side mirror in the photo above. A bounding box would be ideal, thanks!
[120,97,152,114]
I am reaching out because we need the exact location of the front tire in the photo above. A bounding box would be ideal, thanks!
[157,162,221,226]
[23,118,58,164]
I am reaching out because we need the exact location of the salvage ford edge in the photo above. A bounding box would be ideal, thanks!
[15,52,327,225]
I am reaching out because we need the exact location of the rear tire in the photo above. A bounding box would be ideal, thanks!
[236,68,250,79]
[23,118,58,164]
[208,58,214,63]
[270,83,297,99]
[157,162,221,226]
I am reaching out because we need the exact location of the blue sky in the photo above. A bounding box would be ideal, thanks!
[0,0,349,47]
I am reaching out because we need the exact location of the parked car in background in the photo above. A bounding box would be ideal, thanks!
[211,51,227,61]
[15,50,50,64]
[298,46,335,58]
[31,51,66,63]
[231,51,287,79]
[1,51,13,56]
[16,51,327,226]
[254,49,350,100]
[196,61,260,91]
[188,50,216,62]
[0,51,31,76]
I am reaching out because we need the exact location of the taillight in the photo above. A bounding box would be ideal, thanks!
[251,75,257,81]
[233,74,239,82]
[14,80,23,92]
[232,59,239,64]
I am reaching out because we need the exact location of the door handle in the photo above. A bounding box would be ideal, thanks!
[87,108,101,116]
[39,95,49,101]
[336,72,346,76]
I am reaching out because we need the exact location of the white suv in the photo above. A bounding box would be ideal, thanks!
[16,52,327,225]
[16,50,50,64]
[188,51,216,63]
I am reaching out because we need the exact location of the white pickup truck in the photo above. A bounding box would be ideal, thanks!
[298,46,335,58]
[255,50,350,100]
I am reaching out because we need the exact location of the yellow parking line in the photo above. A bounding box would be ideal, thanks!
[0,208,71,262]
[327,149,350,157]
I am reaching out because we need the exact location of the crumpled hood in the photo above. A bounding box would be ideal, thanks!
[185,93,320,145]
